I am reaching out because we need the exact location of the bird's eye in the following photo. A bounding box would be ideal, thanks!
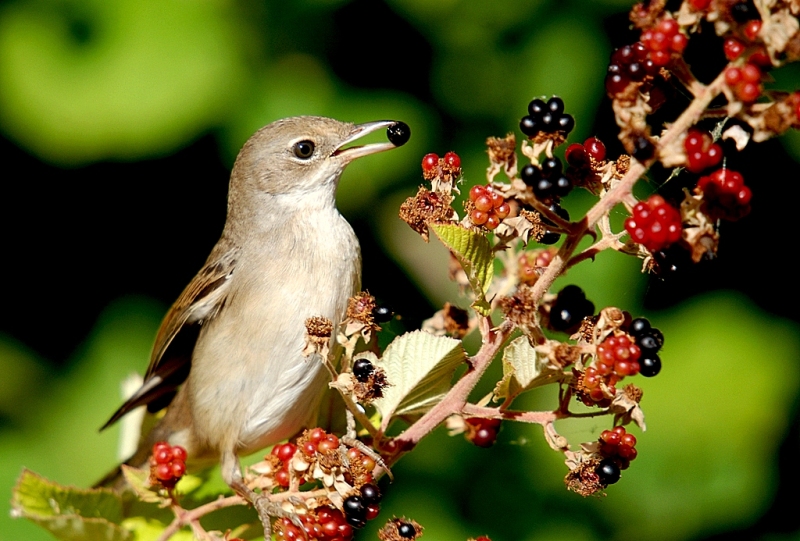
[293,140,315,159]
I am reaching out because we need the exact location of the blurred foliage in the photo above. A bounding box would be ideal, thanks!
[1,0,799,540]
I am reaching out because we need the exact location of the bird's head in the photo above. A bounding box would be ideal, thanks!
[229,116,409,207]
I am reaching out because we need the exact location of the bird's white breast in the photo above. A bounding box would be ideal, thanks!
[187,205,360,454]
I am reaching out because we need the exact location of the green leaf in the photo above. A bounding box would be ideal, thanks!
[492,337,565,401]
[11,469,133,541]
[430,223,493,315]
[373,330,467,421]
[120,466,162,505]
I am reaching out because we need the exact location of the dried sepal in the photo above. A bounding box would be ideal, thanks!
[421,302,471,338]
[564,453,605,497]
[303,316,333,358]
[610,384,647,431]
[379,518,424,541]
[680,188,721,262]
[486,133,518,183]
[498,285,539,336]
[399,187,457,241]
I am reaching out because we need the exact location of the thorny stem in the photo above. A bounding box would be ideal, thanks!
[530,67,728,308]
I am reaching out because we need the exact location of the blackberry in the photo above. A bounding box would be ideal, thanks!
[540,203,570,245]
[387,122,411,147]
[640,354,662,377]
[520,95,575,137]
[637,333,662,352]
[373,305,394,322]
[653,245,694,275]
[629,317,651,337]
[549,285,594,333]
[596,458,621,485]
[353,358,375,382]
[531,157,573,201]
[360,483,382,504]
[397,522,417,538]
[343,495,367,527]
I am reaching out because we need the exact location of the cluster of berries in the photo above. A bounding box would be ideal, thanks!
[464,417,502,448]
[519,96,575,137]
[565,136,607,166]
[468,184,511,230]
[595,425,639,485]
[639,17,688,67]
[521,157,572,201]
[696,168,752,221]
[725,62,763,103]
[517,249,555,285]
[605,42,659,96]
[624,194,682,253]
[421,151,461,180]
[684,129,722,173]
[628,317,664,378]
[150,441,187,488]
[596,334,641,378]
[549,285,594,334]
[275,505,356,541]
[342,483,383,529]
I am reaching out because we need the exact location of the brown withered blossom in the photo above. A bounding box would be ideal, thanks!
[399,187,455,241]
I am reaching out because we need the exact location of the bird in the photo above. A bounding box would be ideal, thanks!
[98,116,410,528]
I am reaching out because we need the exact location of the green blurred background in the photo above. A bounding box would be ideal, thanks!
[1,0,799,539]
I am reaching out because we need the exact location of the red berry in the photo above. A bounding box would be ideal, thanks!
[308,427,326,444]
[584,137,606,161]
[670,33,688,53]
[171,461,186,478]
[365,504,380,520]
[566,143,588,165]
[171,446,187,462]
[421,153,439,172]
[470,209,489,226]
[742,63,761,83]
[155,463,173,481]
[275,468,290,488]
[443,151,461,169]
[689,0,711,9]
[273,443,297,462]
[738,81,761,102]
[725,67,743,86]
[723,38,745,60]
[621,433,637,447]
[744,20,762,41]
[485,214,501,230]
[470,184,487,201]
[154,447,173,465]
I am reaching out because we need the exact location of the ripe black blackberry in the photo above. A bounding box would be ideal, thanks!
[596,458,621,485]
[628,317,664,377]
[521,158,573,201]
[520,96,575,137]
[539,203,570,245]
[343,495,367,528]
[353,358,375,382]
[549,285,594,333]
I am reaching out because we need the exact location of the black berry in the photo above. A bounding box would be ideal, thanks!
[541,157,562,177]
[639,354,662,377]
[521,164,541,186]
[596,458,621,485]
[520,95,575,137]
[637,333,662,352]
[549,285,594,333]
[360,483,382,504]
[539,203,570,245]
[632,135,655,161]
[353,358,375,382]
[629,317,651,337]
[344,495,366,521]
[397,522,417,538]
[387,122,411,147]
[373,305,394,322]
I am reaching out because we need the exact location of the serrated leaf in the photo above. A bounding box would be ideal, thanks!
[11,469,133,541]
[430,223,493,315]
[121,465,164,504]
[373,330,467,421]
[493,337,563,401]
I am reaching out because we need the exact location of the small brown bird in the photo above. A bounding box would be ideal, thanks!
[99,116,409,525]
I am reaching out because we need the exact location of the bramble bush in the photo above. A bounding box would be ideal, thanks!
[11,1,800,540]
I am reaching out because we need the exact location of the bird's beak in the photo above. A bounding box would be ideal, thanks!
[332,120,405,162]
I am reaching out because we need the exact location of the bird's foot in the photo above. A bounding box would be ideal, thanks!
[252,494,306,539]
[341,435,393,481]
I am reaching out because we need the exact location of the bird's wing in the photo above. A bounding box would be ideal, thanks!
[100,243,240,430]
